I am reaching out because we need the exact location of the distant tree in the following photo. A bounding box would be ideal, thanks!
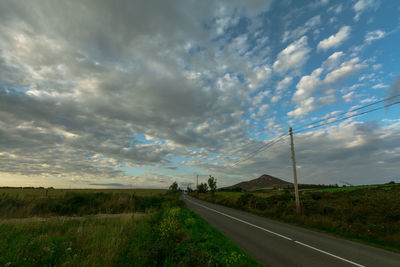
[187,186,193,193]
[208,175,217,197]
[169,181,179,193]
[197,182,208,193]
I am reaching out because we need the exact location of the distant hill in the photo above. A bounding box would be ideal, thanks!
[223,174,292,191]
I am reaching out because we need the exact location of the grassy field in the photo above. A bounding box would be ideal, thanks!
[197,183,400,253]
[216,191,276,200]
[0,190,167,219]
[0,188,166,198]
[309,184,391,192]
[0,189,261,266]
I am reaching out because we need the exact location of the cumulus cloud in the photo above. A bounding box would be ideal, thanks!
[289,57,366,117]
[322,51,344,70]
[1,0,277,186]
[0,0,397,188]
[317,26,351,51]
[273,36,310,74]
[212,121,400,186]
[271,76,293,103]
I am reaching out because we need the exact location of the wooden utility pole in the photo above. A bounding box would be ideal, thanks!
[289,127,301,215]
[196,174,199,195]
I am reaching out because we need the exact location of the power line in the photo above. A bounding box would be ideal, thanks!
[231,133,289,167]
[293,93,400,133]
[229,94,400,168]
[293,100,400,134]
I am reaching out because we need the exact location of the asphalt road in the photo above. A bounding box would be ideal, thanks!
[182,194,400,267]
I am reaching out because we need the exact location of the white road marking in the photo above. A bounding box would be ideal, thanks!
[294,241,365,267]
[184,196,292,240]
[185,196,366,267]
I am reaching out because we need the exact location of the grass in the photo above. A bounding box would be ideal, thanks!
[0,188,166,199]
[0,216,133,266]
[195,183,400,254]
[216,191,276,200]
[0,190,261,266]
[117,204,261,266]
[0,191,166,218]
[310,184,389,192]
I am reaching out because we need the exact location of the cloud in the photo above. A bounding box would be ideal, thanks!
[365,30,386,43]
[213,121,400,186]
[248,65,272,90]
[328,4,343,14]
[289,57,366,117]
[388,76,400,99]
[322,51,344,70]
[343,91,355,102]
[317,26,351,51]
[372,83,387,89]
[273,36,310,74]
[323,58,366,84]
[281,15,321,43]
[89,183,132,188]
[292,68,323,104]
[353,0,380,21]
[1,0,279,186]
[0,0,397,188]
[252,90,271,105]
[271,76,293,103]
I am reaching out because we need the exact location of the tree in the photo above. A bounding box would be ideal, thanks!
[197,182,208,193]
[169,181,179,193]
[207,175,217,197]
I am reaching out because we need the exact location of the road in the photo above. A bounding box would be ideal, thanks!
[182,195,400,267]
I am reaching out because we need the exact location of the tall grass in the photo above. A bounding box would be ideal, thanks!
[0,192,166,218]
[0,188,166,198]
[0,195,261,266]
[195,184,400,253]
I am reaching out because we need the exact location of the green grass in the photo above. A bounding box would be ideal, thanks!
[309,184,388,192]
[0,198,261,266]
[0,191,167,218]
[0,188,166,199]
[196,183,400,254]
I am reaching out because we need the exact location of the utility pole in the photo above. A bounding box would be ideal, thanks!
[289,127,301,215]
[196,174,199,195]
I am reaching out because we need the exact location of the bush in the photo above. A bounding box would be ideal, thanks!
[236,193,255,208]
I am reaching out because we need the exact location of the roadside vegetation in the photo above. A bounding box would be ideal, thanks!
[192,182,400,253]
[0,188,260,266]
[0,191,165,218]
[0,188,166,198]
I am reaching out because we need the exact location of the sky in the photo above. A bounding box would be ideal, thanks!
[0,0,400,189]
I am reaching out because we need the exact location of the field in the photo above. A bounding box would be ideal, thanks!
[216,191,276,200]
[0,188,166,198]
[197,183,400,253]
[0,189,260,266]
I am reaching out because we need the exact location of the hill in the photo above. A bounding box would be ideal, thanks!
[223,174,291,191]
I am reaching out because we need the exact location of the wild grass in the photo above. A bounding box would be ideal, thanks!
[216,191,276,200]
[0,191,167,219]
[0,195,261,266]
[195,183,400,253]
[0,188,166,199]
